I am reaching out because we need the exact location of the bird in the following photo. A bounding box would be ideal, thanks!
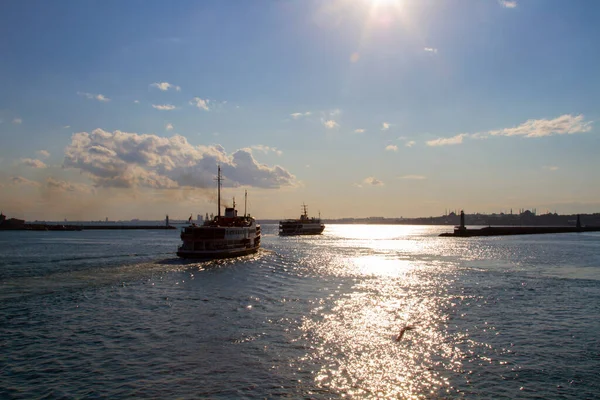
[395,325,415,342]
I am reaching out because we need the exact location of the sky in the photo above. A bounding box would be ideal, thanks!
[1,0,600,221]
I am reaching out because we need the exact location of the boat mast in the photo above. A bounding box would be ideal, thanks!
[244,190,247,217]
[216,165,222,217]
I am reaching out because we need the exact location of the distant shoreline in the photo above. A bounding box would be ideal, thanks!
[5,211,600,228]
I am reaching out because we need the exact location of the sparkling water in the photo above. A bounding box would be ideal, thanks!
[1,225,599,398]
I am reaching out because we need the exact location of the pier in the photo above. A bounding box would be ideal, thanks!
[440,212,600,237]
[0,213,177,231]
[3,224,178,231]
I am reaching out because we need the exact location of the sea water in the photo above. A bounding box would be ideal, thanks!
[1,225,599,398]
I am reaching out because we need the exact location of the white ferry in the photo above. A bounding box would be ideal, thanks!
[177,167,261,259]
[279,204,325,236]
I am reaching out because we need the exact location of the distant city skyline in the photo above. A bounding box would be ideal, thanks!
[1,0,599,220]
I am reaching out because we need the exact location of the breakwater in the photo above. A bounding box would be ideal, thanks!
[440,225,600,237]
[1,224,177,231]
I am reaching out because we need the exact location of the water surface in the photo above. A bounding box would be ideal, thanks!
[1,225,599,398]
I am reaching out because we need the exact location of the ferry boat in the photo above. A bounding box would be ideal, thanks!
[279,204,325,236]
[176,167,261,259]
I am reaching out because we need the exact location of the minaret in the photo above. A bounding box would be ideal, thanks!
[460,210,465,229]
[576,214,581,229]
[166,214,169,227]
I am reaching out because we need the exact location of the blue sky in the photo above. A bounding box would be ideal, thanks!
[1,0,599,220]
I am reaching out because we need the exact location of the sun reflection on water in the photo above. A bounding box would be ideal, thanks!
[295,225,467,398]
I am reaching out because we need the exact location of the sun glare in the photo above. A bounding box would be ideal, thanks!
[368,0,405,9]
[371,0,402,5]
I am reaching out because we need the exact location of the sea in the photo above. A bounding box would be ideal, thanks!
[1,224,599,399]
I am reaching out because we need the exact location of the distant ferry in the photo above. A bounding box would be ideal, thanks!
[279,204,325,236]
[177,166,261,259]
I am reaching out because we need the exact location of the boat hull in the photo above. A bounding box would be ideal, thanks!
[279,223,325,236]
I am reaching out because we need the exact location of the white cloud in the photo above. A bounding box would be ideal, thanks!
[362,176,384,186]
[134,100,140,104]
[151,82,181,91]
[329,109,342,116]
[152,104,176,111]
[290,112,311,119]
[543,166,559,171]
[486,114,591,138]
[323,120,339,129]
[190,97,210,111]
[20,158,47,169]
[354,128,365,133]
[63,125,71,129]
[382,122,390,131]
[426,114,592,147]
[10,176,40,187]
[36,150,50,159]
[385,144,398,152]
[248,145,283,156]
[405,140,416,147]
[62,129,297,189]
[12,118,22,124]
[499,0,517,8]
[424,47,438,54]
[398,175,426,180]
[165,123,174,131]
[426,133,468,146]
[78,92,110,102]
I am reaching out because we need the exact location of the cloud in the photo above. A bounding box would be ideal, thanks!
[405,140,416,147]
[385,145,398,152]
[152,104,176,111]
[486,114,591,138]
[13,118,22,124]
[323,120,339,129]
[350,52,360,63]
[426,133,468,146]
[62,129,297,189]
[165,123,174,131]
[363,176,384,186]
[426,114,592,147]
[78,92,110,102]
[190,97,210,111]
[290,112,311,119]
[151,82,181,91]
[382,122,390,131]
[499,0,517,8]
[134,100,140,104]
[36,150,50,159]
[63,125,71,129]
[10,176,40,187]
[20,158,47,169]
[45,177,92,193]
[354,128,365,133]
[248,145,283,156]
[329,109,342,116]
[543,166,559,171]
[398,175,426,180]
[424,47,438,54]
